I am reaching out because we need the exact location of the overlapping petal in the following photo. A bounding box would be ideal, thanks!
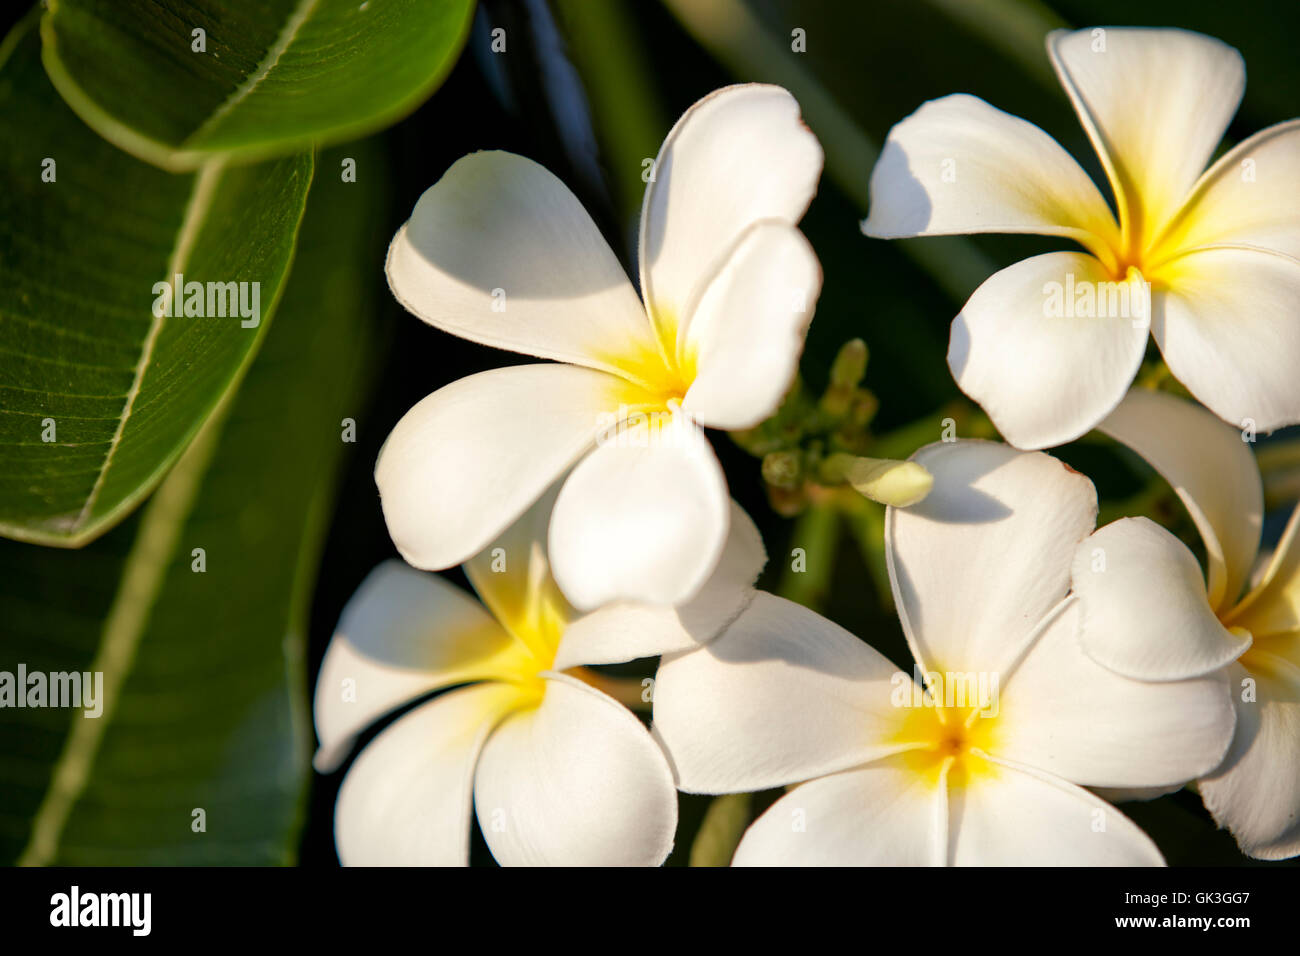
[1048,27,1244,246]
[552,501,764,669]
[639,84,822,341]
[548,414,729,610]
[334,683,525,866]
[652,592,914,794]
[994,599,1235,785]
[1071,518,1251,681]
[461,483,573,655]
[1157,120,1300,260]
[1098,387,1262,611]
[1153,247,1300,436]
[473,673,677,866]
[948,252,1150,449]
[947,757,1164,866]
[681,222,821,430]
[375,364,626,573]
[862,93,1117,252]
[886,441,1097,675]
[386,151,658,378]
[1200,660,1300,860]
[732,757,946,867]
[1225,505,1300,637]
[313,561,531,772]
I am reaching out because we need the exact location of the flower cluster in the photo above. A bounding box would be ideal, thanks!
[316,28,1299,865]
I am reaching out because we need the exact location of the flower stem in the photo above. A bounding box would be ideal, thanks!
[776,498,841,612]
[689,793,752,866]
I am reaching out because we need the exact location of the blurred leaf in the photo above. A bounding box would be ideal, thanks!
[0,138,384,865]
[0,15,312,546]
[553,0,668,230]
[689,793,751,866]
[920,0,1067,91]
[660,0,995,303]
[40,0,475,171]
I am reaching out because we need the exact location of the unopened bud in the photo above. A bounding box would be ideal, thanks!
[830,339,868,389]
[762,450,802,489]
[826,455,933,507]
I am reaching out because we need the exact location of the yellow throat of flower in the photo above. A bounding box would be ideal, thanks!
[897,703,1001,790]
[606,306,698,412]
[1082,191,1209,291]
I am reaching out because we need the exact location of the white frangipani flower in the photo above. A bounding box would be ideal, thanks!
[863,27,1300,449]
[653,441,1236,865]
[1071,388,1300,859]
[378,84,822,610]
[313,490,767,866]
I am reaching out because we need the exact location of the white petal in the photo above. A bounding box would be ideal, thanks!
[376,363,626,572]
[1072,518,1250,681]
[1153,246,1300,435]
[461,482,574,651]
[862,93,1117,253]
[1200,659,1300,860]
[948,252,1150,450]
[681,222,821,430]
[948,758,1164,865]
[1098,387,1263,610]
[549,417,729,610]
[887,441,1097,676]
[1226,504,1300,638]
[334,683,524,866]
[473,673,677,866]
[552,500,765,669]
[652,592,913,794]
[313,561,529,773]
[733,757,946,866]
[1048,27,1244,245]
[639,84,822,340]
[995,599,1236,786]
[387,151,657,376]
[1160,119,1300,260]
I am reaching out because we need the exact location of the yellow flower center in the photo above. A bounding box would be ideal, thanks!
[604,307,698,414]
[466,549,650,712]
[1081,186,1217,292]
[1231,622,1300,682]
[896,702,1000,789]
[1218,570,1300,688]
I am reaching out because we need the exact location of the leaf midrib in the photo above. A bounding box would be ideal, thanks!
[71,161,226,535]
[180,0,322,151]
[17,412,226,866]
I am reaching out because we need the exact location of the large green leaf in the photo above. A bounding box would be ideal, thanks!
[41,0,476,171]
[0,15,313,546]
[0,139,385,865]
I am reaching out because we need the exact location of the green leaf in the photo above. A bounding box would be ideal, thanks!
[40,0,476,171]
[0,139,385,865]
[0,15,313,546]
[689,793,752,867]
